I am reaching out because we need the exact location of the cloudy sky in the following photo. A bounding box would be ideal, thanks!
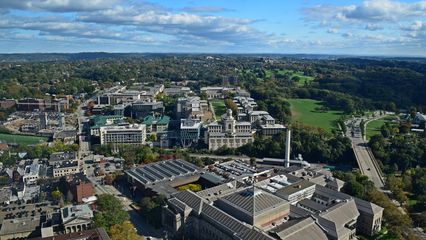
[0,0,425,56]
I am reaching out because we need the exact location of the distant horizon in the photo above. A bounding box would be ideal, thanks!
[0,1,425,56]
[0,51,426,59]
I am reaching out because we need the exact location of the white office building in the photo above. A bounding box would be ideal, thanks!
[100,124,146,145]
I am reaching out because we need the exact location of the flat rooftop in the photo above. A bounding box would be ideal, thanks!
[126,159,201,185]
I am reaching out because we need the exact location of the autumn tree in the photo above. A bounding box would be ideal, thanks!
[108,221,143,240]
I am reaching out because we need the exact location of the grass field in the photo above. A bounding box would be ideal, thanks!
[366,115,398,139]
[0,133,47,145]
[211,99,226,120]
[287,99,343,132]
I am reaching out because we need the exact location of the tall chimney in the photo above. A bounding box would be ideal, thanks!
[285,129,291,168]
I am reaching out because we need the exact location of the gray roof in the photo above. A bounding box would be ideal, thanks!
[276,180,315,196]
[317,199,360,239]
[0,217,40,236]
[297,198,328,212]
[126,159,200,185]
[271,217,328,240]
[219,187,288,216]
[172,190,273,240]
[354,197,384,216]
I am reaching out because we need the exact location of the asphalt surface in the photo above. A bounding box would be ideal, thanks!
[346,114,385,189]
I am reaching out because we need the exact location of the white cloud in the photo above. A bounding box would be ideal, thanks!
[77,6,266,45]
[365,23,383,31]
[0,0,117,12]
[327,28,338,33]
[180,6,232,13]
[304,0,426,23]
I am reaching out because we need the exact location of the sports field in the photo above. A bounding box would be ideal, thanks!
[0,133,47,145]
[287,99,343,132]
[211,99,227,120]
[366,115,398,139]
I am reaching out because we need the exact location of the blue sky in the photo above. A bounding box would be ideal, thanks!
[0,0,425,56]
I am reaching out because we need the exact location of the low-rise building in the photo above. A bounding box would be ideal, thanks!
[53,161,80,178]
[22,163,40,184]
[65,173,94,203]
[61,204,94,234]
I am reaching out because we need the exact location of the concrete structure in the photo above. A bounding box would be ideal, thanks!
[100,124,146,145]
[180,118,202,147]
[205,109,253,150]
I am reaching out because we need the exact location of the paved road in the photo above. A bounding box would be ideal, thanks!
[345,113,385,189]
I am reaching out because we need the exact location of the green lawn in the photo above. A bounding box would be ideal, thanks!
[287,99,343,132]
[211,100,226,120]
[0,133,48,145]
[366,115,398,139]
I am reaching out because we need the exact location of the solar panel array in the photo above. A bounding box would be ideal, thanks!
[126,159,199,185]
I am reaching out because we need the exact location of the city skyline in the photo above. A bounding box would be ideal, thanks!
[0,0,425,56]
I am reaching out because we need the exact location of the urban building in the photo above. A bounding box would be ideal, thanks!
[99,124,146,145]
[60,204,94,234]
[163,87,191,96]
[22,163,40,184]
[17,98,69,112]
[179,118,202,147]
[143,115,170,133]
[205,109,253,150]
[0,99,16,109]
[65,173,94,203]
[89,115,126,137]
[131,100,164,119]
[176,96,208,119]
[52,161,80,178]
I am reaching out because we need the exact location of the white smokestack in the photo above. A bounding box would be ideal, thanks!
[285,129,291,168]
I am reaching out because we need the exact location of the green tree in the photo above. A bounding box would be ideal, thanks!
[95,194,129,230]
